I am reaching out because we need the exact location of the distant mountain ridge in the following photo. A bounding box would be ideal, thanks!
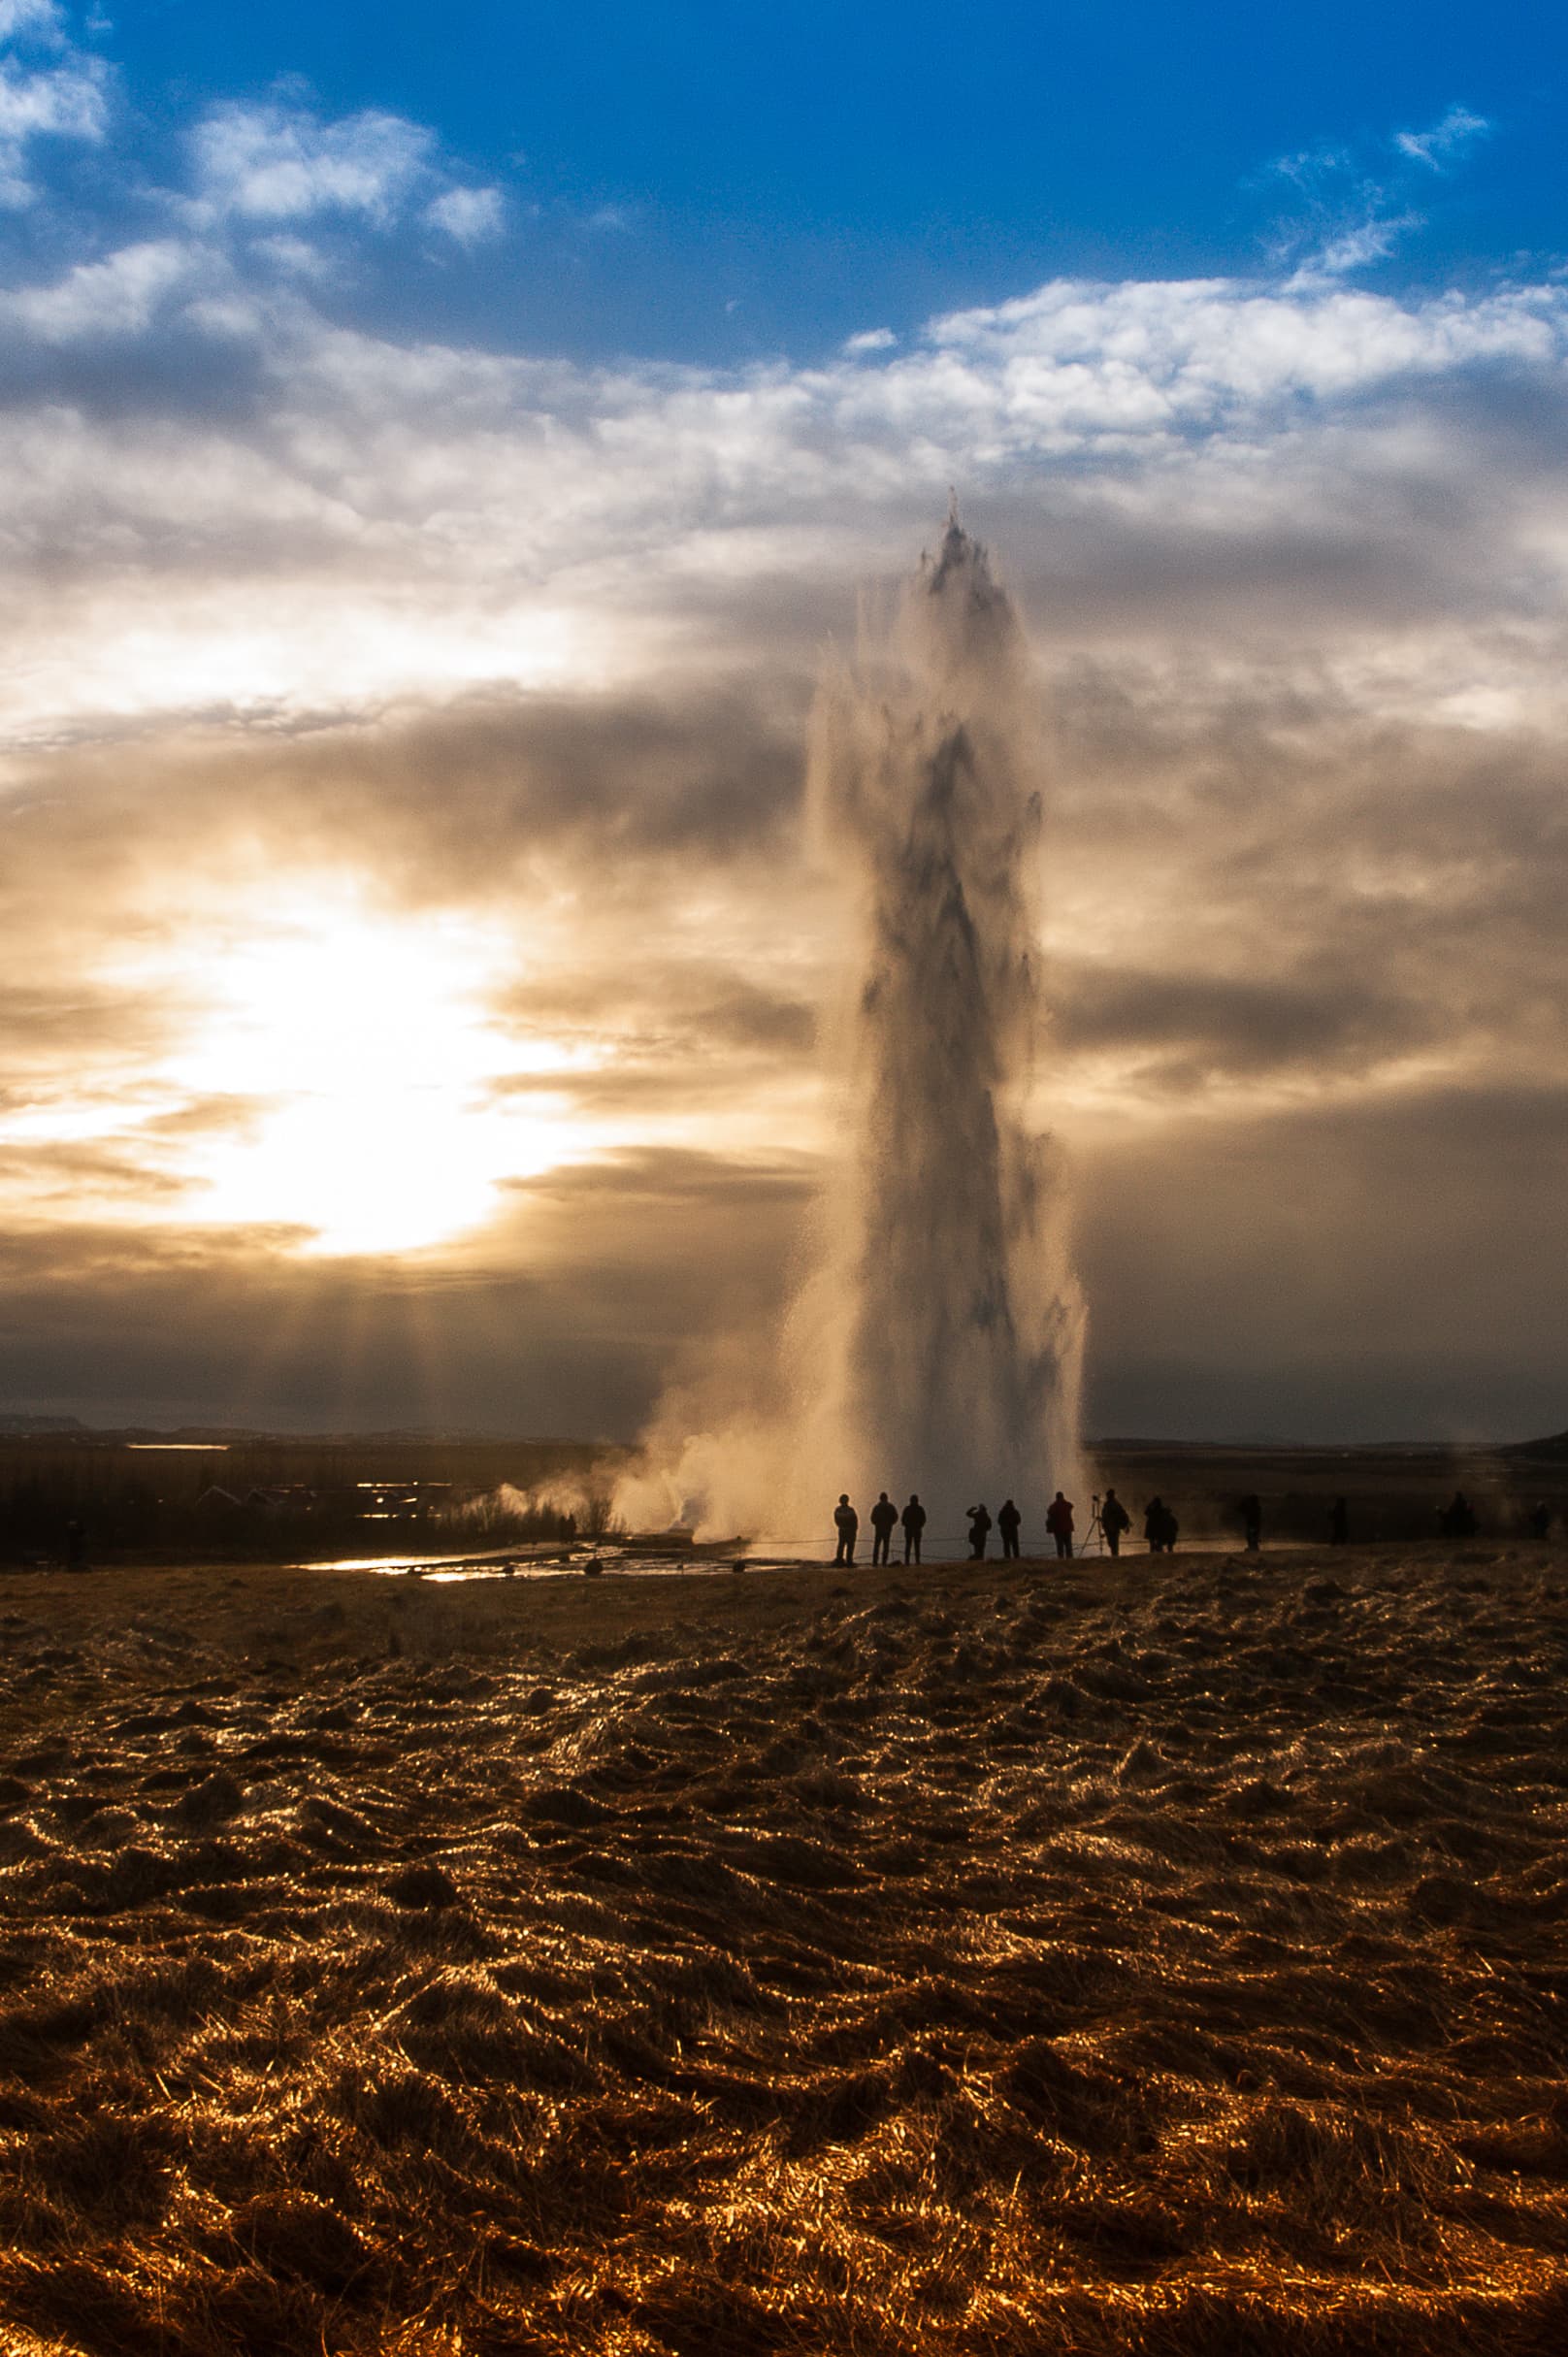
[0,1416,605,1447]
[4,1412,1562,1453]
[1501,1429,1568,1459]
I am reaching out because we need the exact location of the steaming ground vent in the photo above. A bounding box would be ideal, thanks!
[0,1548,1565,2352]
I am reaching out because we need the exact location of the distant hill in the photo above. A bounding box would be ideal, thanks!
[1501,1429,1568,1460]
[0,1420,600,1448]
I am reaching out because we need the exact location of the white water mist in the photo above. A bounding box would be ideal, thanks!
[618,515,1084,1543]
[790,512,1084,1522]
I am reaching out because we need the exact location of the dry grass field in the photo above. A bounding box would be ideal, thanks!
[0,1543,1565,2355]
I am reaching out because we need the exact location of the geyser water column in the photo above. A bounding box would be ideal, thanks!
[611,514,1084,1546]
[795,514,1085,1524]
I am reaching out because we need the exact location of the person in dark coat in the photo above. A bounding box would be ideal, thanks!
[900,1493,927,1563]
[869,1490,898,1565]
[996,1497,1022,1558]
[1240,1492,1262,1552]
[1144,1496,1168,1554]
[966,1503,992,1560]
[1045,1491,1075,1559]
[1329,1496,1350,1545]
[1101,1489,1130,1557]
[1440,1490,1477,1540]
[833,1494,858,1565]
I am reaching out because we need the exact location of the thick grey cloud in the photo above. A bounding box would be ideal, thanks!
[1050,965,1442,1090]
[0,1148,812,1436]
[6,619,1568,1440]
[0,679,807,911]
[5,1081,1565,1445]
[1077,1082,1568,1440]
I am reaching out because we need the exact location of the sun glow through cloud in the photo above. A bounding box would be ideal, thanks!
[157,889,596,1255]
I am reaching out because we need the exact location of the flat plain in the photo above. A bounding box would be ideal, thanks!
[0,1543,1565,2354]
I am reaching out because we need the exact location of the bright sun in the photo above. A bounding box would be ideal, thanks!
[163,890,590,1255]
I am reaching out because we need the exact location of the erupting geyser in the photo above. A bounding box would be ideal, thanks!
[619,513,1084,1542]
[791,511,1085,1523]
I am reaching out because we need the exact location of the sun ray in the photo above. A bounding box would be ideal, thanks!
[129,881,603,1258]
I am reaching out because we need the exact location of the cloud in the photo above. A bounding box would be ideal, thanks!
[1,52,1567,1435]
[0,237,209,340]
[0,977,176,1075]
[912,276,1562,432]
[1307,212,1422,279]
[1262,107,1489,287]
[0,250,1564,762]
[0,9,107,207]
[0,1147,813,1435]
[1050,964,1442,1092]
[183,96,513,265]
[189,100,436,227]
[1395,105,1490,172]
[0,1,66,38]
[1077,1080,1568,1439]
[423,183,505,246]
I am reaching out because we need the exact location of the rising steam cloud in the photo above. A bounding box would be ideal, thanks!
[618,516,1085,1546]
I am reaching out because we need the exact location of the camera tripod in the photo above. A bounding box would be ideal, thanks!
[1077,1492,1105,1556]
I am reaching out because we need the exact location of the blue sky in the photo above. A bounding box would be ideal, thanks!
[10,2,1566,360]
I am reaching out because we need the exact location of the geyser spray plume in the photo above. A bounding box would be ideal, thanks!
[619,513,1085,1544]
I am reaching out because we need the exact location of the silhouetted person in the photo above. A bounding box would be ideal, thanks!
[869,1490,898,1565]
[1529,1500,1552,1541]
[1440,1490,1476,1540]
[1145,1497,1178,1554]
[1045,1490,1074,1559]
[833,1493,858,1566]
[1329,1496,1350,1545]
[1101,1489,1130,1557]
[997,1497,1022,1558]
[900,1493,927,1563]
[966,1503,992,1560]
[1240,1492,1262,1552]
[64,1520,88,1573]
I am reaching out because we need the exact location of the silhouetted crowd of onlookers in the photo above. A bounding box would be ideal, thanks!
[827,1486,1557,1562]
